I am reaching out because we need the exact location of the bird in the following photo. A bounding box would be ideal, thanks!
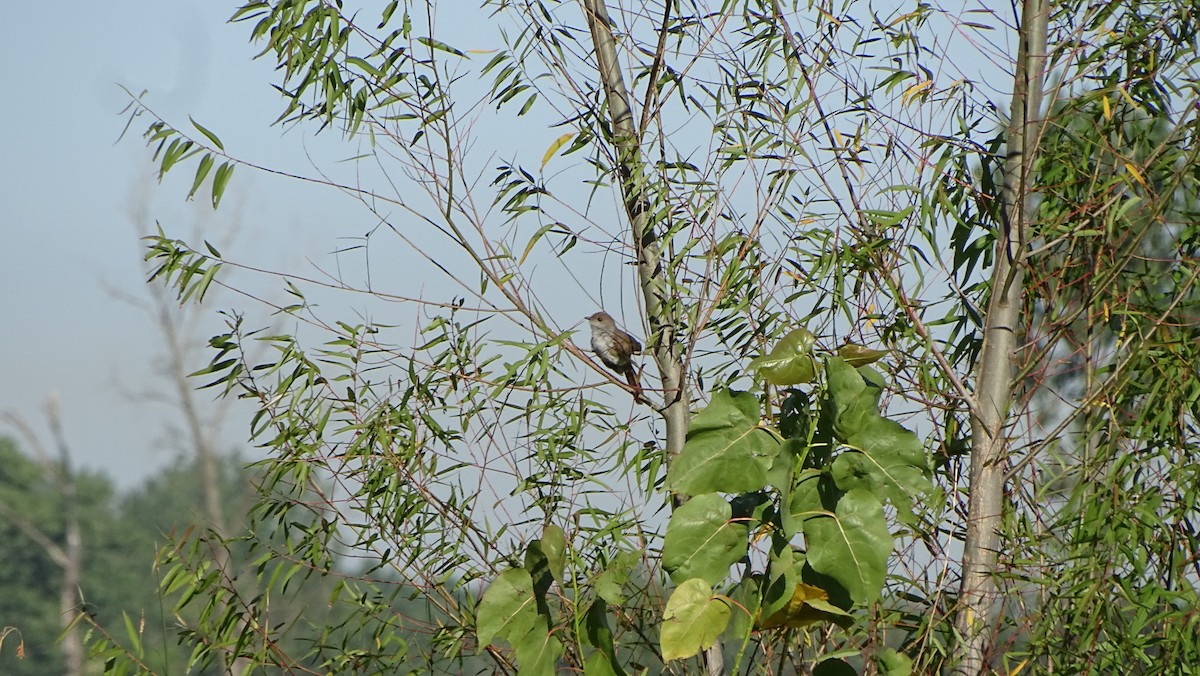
[585,311,643,402]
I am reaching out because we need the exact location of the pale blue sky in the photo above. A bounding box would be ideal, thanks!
[0,1,397,486]
[0,1,614,488]
[0,1,1013,489]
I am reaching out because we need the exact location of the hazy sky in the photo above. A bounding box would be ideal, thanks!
[0,1,391,487]
[0,0,610,489]
[0,2,1013,489]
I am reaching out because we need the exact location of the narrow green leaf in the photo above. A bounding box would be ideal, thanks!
[417,36,464,57]
[212,162,234,209]
[188,154,214,200]
[189,117,225,151]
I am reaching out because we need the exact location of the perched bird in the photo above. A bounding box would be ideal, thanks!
[585,311,643,402]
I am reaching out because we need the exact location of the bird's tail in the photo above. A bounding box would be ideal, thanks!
[623,367,643,404]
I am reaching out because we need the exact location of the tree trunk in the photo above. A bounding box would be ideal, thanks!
[47,400,84,676]
[581,1,721,673]
[953,0,1047,672]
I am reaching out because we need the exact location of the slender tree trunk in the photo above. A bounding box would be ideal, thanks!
[581,1,721,673]
[954,1,1047,672]
[2,402,87,676]
[46,400,84,676]
[154,295,246,676]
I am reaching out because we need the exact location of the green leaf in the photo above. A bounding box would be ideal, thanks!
[824,358,930,523]
[583,601,625,676]
[761,542,801,619]
[748,327,818,385]
[837,343,888,367]
[583,652,621,676]
[417,36,465,57]
[859,205,913,227]
[667,389,780,495]
[825,357,883,438]
[781,469,823,537]
[802,489,891,605]
[660,578,731,662]
[878,648,914,676]
[541,524,566,586]
[725,575,763,642]
[594,551,636,605]
[476,568,538,648]
[524,540,553,598]
[189,117,225,151]
[211,162,234,209]
[121,612,143,656]
[188,154,214,200]
[662,493,749,585]
[832,416,930,524]
[513,625,562,676]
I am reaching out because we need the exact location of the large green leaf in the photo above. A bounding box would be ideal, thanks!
[476,568,539,648]
[761,540,801,620]
[801,489,891,605]
[825,358,884,438]
[660,579,732,662]
[513,622,562,676]
[878,648,914,676]
[582,600,625,676]
[824,359,929,522]
[540,524,566,585]
[663,493,749,585]
[667,389,780,495]
[832,416,930,524]
[593,550,637,605]
[781,469,824,538]
[524,540,554,602]
[749,327,818,385]
[837,342,889,367]
[725,575,763,642]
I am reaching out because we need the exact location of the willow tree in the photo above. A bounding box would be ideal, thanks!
[89,1,1200,674]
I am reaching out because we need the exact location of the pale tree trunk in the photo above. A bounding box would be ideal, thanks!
[954,0,1047,672]
[150,284,246,676]
[46,400,85,676]
[1,400,85,676]
[581,1,722,673]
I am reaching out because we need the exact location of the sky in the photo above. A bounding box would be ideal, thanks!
[0,1,393,487]
[0,0,611,490]
[0,2,1015,490]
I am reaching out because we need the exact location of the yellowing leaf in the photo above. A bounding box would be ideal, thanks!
[1125,162,1147,189]
[757,582,852,629]
[901,80,933,105]
[541,132,575,169]
[660,579,731,661]
[1117,85,1140,110]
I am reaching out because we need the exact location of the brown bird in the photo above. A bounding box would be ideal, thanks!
[586,311,643,402]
